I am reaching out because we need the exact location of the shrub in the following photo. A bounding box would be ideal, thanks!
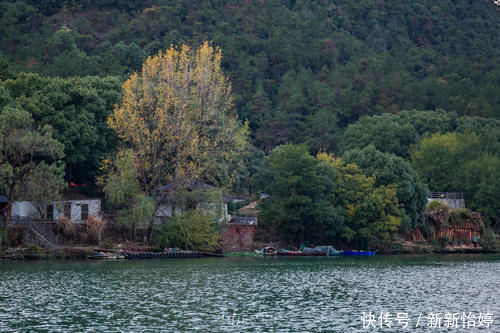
[479,226,500,252]
[56,216,75,238]
[27,244,41,254]
[54,250,67,259]
[87,214,106,244]
[449,208,472,225]
[100,239,114,249]
[156,210,221,252]
[426,201,450,227]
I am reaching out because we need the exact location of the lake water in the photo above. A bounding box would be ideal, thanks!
[0,255,498,332]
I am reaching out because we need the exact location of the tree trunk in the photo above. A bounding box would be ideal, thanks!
[147,219,153,245]
[4,183,16,229]
[147,205,158,244]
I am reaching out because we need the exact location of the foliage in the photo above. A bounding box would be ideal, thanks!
[318,153,403,248]
[26,243,41,254]
[0,0,498,154]
[0,73,122,187]
[343,145,428,230]
[397,109,457,137]
[100,239,114,249]
[448,209,472,225]
[156,210,221,252]
[411,132,500,228]
[257,144,403,248]
[459,155,500,230]
[411,132,462,190]
[0,0,498,244]
[341,113,419,158]
[425,200,450,227]
[54,250,67,259]
[18,162,66,219]
[101,149,155,241]
[256,144,341,246]
[106,42,248,240]
[108,42,248,194]
[87,214,106,244]
[0,105,64,227]
[479,225,500,252]
[56,215,75,238]
[171,188,225,220]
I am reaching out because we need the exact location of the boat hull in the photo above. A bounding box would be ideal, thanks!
[277,250,328,257]
[342,251,376,256]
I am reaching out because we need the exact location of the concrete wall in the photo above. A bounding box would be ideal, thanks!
[427,198,465,209]
[11,201,40,218]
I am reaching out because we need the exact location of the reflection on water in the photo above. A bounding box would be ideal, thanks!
[0,255,498,332]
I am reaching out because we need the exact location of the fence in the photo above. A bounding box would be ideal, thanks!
[9,216,57,247]
[434,222,481,241]
[428,192,464,200]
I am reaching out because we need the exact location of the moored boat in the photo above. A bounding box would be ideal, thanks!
[255,246,277,256]
[277,245,342,257]
[88,252,126,260]
[342,250,376,256]
[277,249,325,256]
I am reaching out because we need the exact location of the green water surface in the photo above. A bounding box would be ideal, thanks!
[0,254,498,332]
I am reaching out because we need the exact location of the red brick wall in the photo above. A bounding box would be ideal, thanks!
[222,224,256,252]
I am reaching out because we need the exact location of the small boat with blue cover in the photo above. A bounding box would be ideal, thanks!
[342,250,376,256]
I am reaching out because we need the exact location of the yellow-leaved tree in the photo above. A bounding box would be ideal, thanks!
[106,42,248,240]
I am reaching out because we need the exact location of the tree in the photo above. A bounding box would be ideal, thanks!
[101,149,155,241]
[411,131,500,229]
[18,162,66,219]
[410,132,469,191]
[318,153,403,248]
[461,155,500,230]
[257,144,341,246]
[156,210,221,252]
[397,109,457,137]
[107,42,248,239]
[343,145,428,230]
[341,114,419,158]
[0,105,64,228]
[1,73,122,187]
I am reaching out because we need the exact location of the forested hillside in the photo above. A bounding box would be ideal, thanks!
[1,0,499,238]
[1,0,499,151]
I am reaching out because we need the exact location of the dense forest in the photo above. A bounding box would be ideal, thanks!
[1,0,499,245]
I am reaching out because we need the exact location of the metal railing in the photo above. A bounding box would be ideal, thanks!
[10,216,57,247]
[428,192,464,200]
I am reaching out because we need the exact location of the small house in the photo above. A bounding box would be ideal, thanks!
[51,198,101,223]
[222,216,258,252]
[221,196,268,252]
[10,195,101,223]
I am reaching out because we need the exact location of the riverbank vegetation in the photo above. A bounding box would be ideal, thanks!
[1,0,499,251]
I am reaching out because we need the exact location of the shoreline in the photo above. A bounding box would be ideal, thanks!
[1,245,497,261]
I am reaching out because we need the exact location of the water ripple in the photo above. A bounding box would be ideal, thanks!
[0,255,498,332]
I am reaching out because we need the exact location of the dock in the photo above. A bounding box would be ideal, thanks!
[122,251,203,259]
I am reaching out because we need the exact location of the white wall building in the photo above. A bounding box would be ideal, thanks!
[11,201,39,219]
[11,199,101,223]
